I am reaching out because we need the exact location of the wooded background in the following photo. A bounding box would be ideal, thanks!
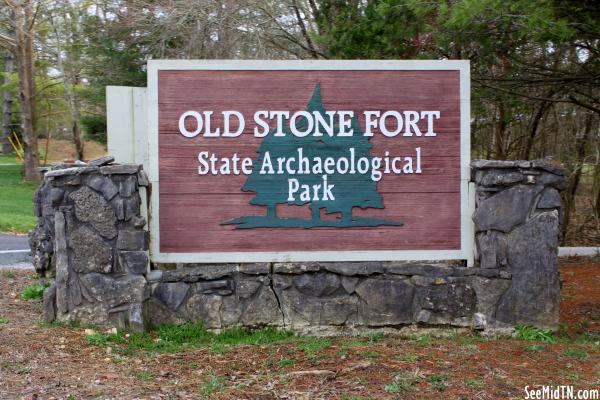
[0,0,597,246]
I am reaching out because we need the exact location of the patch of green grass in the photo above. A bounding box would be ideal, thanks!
[1,361,31,375]
[279,358,295,368]
[525,344,546,352]
[384,380,406,394]
[428,373,450,391]
[86,323,294,355]
[0,159,38,234]
[465,378,485,389]
[199,372,225,398]
[363,332,384,343]
[562,349,588,361]
[462,344,480,353]
[136,371,153,381]
[385,370,422,393]
[21,283,49,300]
[2,271,15,279]
[515,325,556,343]
[298,338,332,359]
[340,395,373,400]
[398,353,419,362]
[410,334,433,346]
[0,318,8,325]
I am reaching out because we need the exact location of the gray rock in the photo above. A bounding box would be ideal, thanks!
[274,286,358,327]
[128,303,144,332]
[185,294,222,328]
[69,187,117,239]
[100,164,140,175]
[147,270,163,282]
[341,276,359,294]
[116,230,147,251]
[88,156,115,167]
[294,272,340,296]
[132,215,146,229]
[470,277,511,323]
[113,198,125,220]
[137,170,149,186]
[273,262,321,274]
[119,251,148,275]
[88,175,118,201]
[143,297,187,326]
[50,188,64,206]
[477,170,523,187]
[385,263,454,277]
[79,273,146,308]
[495,211,560,329]
[162,265,236,282]
[119,176,137,197]
[45,167,80,177]
[531,158,565,175]
[240,286,284,327]
[472,185,541,233]
[69,226,113,274]
[471,160,530,169]
[410,276,438,286]
[416,283,476,321]
[537,172,567,190]
[238,263,270,275]
[154,282,189,311]
[324,262,384,276]
[124,196,140,220]
[537,188,561,209]
[196,280,233,295]
[476,231,508,269]
[53,174,82,186]
[355,278,415,326]
[472,312,486,330]
[236,279,262,299]
[54,212,69,315]
[43,284,57,323]
[477,269,499,278]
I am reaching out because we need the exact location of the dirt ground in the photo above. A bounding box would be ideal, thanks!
[38,139,107,164]
[0,260,598,400]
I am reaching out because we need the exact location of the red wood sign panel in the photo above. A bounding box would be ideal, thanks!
[149,61,470,263]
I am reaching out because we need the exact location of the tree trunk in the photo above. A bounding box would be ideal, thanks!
[494,102,506,159]
[522,101,549,160]
[1,51,13,154]
[561,113,593,242]
[14,0,40,181]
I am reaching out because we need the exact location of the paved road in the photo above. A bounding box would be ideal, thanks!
[0,234,31,265]
[0,234,29,251]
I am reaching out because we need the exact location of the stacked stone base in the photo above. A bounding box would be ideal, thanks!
[145,261,519,335]
[32,158,565,335]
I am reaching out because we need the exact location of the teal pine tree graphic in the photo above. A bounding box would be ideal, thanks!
[223,83,401,229]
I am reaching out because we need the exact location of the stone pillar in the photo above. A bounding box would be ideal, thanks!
[30,157,150,331]
[471,158,566,330]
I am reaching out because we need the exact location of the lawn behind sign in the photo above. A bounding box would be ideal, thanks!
[0,154,37,234]
[0,140,107,235]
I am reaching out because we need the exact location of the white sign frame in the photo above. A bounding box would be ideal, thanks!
[147,60,473,265]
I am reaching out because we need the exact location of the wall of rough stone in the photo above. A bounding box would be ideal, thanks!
[30,157,150,331]
[32,157,565,334]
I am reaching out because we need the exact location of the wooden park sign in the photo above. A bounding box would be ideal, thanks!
[147,60,472,263]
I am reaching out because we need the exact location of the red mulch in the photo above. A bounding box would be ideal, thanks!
[0,260,598,399]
